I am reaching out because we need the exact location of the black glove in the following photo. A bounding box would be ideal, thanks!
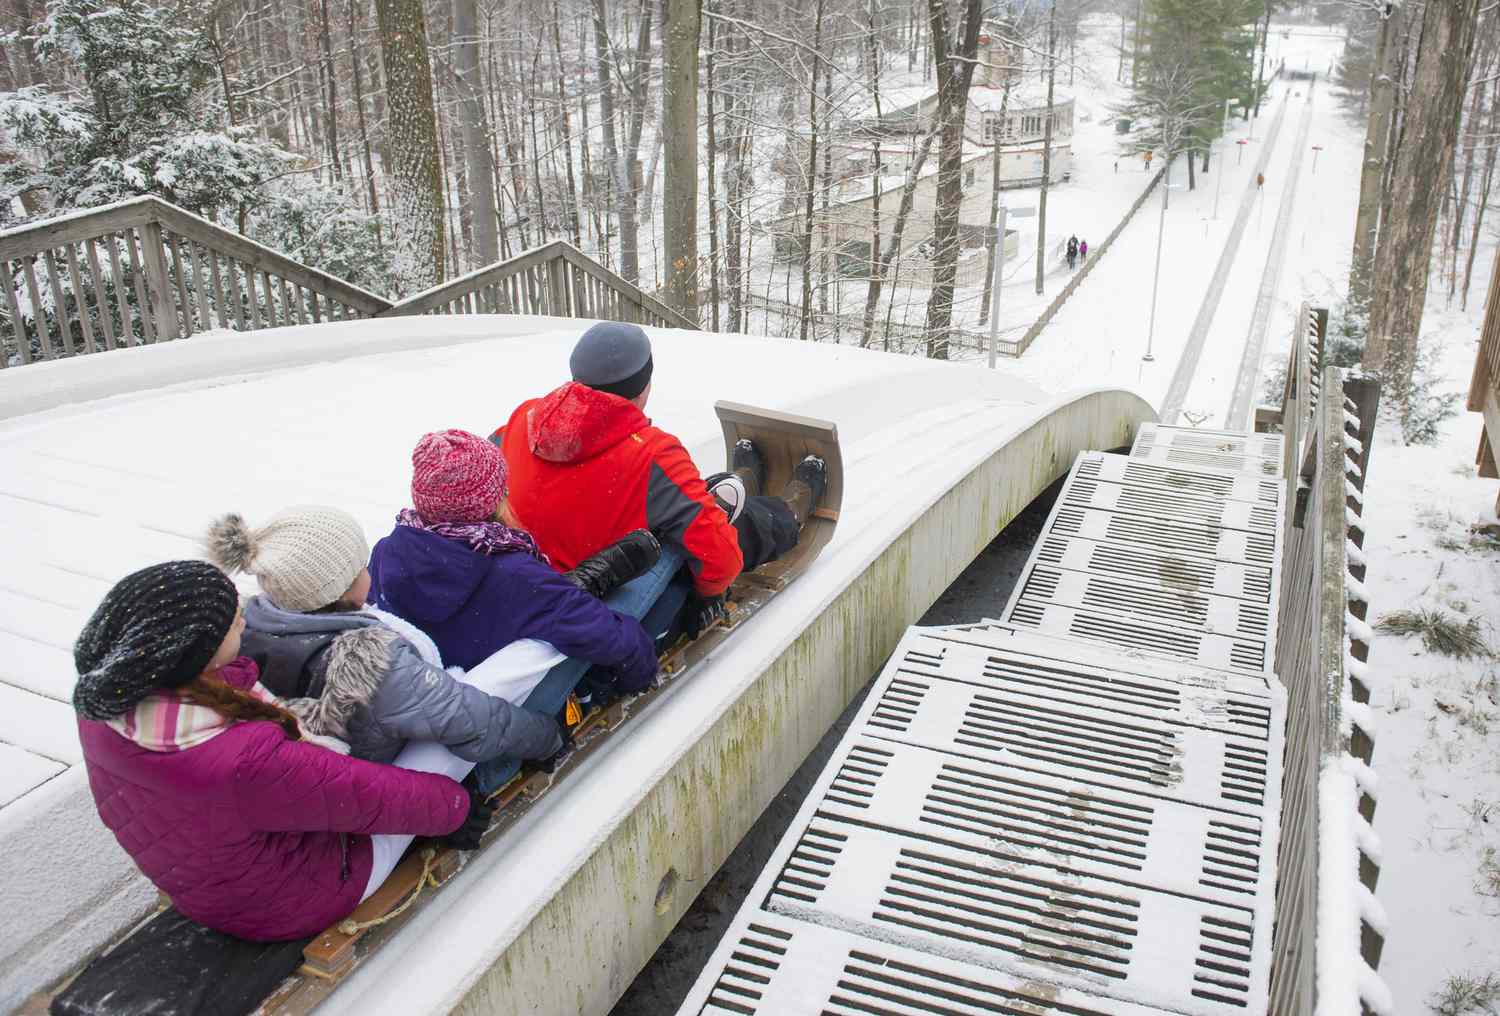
[565,529,662,599]
[443,784,496,851]
[533,719,574,775]
[684,593,727,640]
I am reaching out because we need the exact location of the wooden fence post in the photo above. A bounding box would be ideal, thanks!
[139,221,180,340]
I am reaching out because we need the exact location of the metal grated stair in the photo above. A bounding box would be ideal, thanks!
[678,427,1287,1016]
[1130,424,1284,477]
[1002,450,1284,672]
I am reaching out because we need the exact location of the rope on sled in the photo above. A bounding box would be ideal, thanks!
[336,846,440,936]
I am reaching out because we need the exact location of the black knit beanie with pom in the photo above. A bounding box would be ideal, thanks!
[73,561,240,721]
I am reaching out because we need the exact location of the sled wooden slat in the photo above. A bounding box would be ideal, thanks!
[300,846,461,980]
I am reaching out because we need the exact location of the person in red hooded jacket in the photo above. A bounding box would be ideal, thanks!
[467,323,827,794]
[492,322,827,643]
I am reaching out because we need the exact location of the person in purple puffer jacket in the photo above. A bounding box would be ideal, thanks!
[368,429,659,698]
[72,560,477,942]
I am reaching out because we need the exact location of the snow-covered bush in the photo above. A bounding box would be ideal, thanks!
[1401,343,1462,446]
[247,179,394,295]
[0,0,292,219]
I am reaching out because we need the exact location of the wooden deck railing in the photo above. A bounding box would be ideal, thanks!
[0,197,392,365]
[0,201,696,368]
[1260,304,1388,1013]
[381,240,697,330]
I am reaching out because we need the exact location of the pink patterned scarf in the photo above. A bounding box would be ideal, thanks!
[106,657,281,753]
[396,508,548,564]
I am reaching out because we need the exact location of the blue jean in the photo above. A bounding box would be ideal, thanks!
[473,547,689,794]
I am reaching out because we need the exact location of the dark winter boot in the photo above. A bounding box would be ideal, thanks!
[705,439,766,524]
[780,455,827,526]
[731,438,766,496]
[564,529,661,599]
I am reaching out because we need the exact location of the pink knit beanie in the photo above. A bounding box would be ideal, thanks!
[411,429,508,523]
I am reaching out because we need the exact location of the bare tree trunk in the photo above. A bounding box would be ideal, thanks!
[923,0,983,358]
[663,0,701,320]
[1449,22,1495,303]
[1034,2,1057,297]
[1350,4,1400,308]
[318,0,342,180]
[1366,0,1482,422]
[592,0,651,285]
[799,0,826,341]
[347,0,381,240]
[1463,75,1500,309]
[1253,1,1271,113]
[862,131,937,348]
[453,0,498,265]
[978,76,1013,324]
[818,52,834,323]
[374,0,446,290]
[705,9,722,331]
[860,0,884,347]
[550,5,582,247]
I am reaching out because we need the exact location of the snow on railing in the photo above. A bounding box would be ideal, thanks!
[1266,346,1390,1014]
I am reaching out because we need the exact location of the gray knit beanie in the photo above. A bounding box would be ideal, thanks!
[205,506,369,613]
[571,322,653,399]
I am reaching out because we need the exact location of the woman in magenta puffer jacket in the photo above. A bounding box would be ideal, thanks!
[73,560,475,942]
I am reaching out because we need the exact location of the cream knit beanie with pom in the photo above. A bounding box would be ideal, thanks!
[205,506,370,612]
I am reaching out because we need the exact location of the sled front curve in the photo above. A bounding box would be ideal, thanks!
[713,400,843,589]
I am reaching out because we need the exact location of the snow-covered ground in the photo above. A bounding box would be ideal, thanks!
[998,29,1351,419]
[1360,294,1500,1012]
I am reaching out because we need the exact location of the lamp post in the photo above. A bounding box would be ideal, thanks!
[1311,144,1323,174]
[1144,156,1173,363]
[986,204,1034,367]
[1212,99,1236,220]
[987,206,1010,369]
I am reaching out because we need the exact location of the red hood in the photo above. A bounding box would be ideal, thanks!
[526,381,649,464]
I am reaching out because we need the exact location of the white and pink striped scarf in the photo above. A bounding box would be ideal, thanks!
[106,657,282,753]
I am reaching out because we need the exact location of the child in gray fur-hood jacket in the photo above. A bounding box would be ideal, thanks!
[206,506,562,766]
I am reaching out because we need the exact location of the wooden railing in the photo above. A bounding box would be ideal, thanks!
[0,197,392,366]
[382,240,697,330]
[0,201,697,369]
[1259,304,1388,1013]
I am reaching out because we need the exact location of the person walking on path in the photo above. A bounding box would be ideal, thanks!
[1079,238,1089,262]
[1066,235,1079,270]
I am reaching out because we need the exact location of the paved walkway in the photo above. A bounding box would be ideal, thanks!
[678,424,1288,1015]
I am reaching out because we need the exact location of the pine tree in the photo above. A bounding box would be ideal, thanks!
[0,0,290,219]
